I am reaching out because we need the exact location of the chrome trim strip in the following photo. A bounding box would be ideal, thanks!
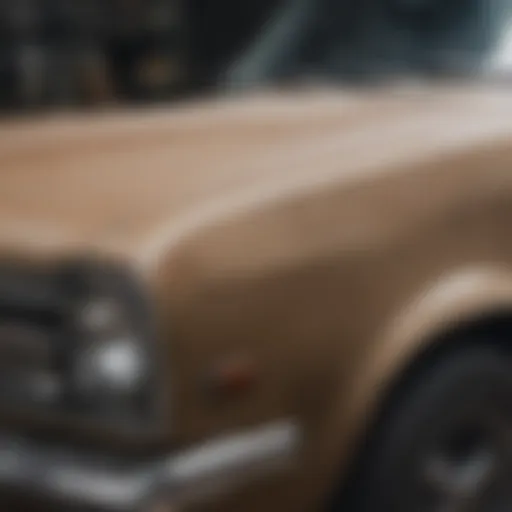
[0,420,300,511]
[168,421,300,505]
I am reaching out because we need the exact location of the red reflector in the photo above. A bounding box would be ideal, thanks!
[210,356,257,396]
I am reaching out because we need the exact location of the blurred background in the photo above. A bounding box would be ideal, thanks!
[0,0,278,113]
[0,0,511,116]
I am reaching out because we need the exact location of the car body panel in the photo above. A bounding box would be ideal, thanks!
[0,83,509,261]
[2,82,512,510]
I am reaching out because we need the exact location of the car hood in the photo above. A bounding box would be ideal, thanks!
[1,83,512,272]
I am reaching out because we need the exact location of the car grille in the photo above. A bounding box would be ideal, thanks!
[0,266,68,411]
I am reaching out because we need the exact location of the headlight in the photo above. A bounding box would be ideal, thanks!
[74,333,149,398]
[61,263,157,421]
[74,299,148,395]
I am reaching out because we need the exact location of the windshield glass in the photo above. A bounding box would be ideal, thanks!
[224,0,512,88]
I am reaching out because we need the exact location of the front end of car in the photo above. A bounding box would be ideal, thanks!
[0,257,299,511]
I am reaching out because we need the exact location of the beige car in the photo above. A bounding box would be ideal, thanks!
[0,80,512,512]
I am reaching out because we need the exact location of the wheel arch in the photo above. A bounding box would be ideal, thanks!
[325,264,512,509]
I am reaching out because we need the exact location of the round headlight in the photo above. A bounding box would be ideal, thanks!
[80,300,122,334]
[71,295,151,408]
[60,262,157,420]
[74,336,148,397]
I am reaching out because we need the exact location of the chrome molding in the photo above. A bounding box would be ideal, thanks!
[0,420,301,511]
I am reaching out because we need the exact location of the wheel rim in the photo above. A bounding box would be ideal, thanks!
[417,414,512,512]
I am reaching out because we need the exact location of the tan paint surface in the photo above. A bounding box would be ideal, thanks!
[3,82,512,510]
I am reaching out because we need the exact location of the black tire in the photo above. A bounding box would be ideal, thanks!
[343,345,512,512]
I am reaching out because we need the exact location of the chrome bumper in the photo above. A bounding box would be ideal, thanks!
[0,421,300,511]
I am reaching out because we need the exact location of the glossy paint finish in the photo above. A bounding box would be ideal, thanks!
[2,82,512,510]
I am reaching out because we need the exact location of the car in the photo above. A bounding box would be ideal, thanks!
[1,81,512,512]
[1,1,512,512]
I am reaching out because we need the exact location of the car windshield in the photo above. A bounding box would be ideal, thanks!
[223,0,512,89]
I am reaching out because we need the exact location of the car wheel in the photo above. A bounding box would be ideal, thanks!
[345,345,512,512]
